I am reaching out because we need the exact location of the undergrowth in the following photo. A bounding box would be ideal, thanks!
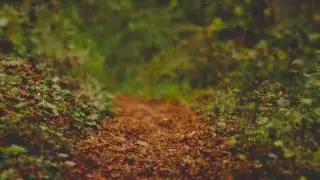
[0,55,112,179]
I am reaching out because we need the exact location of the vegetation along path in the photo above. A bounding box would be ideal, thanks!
[70,95,244,179]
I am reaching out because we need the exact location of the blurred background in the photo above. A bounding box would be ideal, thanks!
[0,0,318,97]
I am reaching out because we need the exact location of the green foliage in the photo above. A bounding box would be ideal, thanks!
[0,56,112,179]
[0,145,27,156]
[0,2,107,84]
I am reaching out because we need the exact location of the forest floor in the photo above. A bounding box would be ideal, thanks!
[70,95,246,179]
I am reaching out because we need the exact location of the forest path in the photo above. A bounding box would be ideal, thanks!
[71,95,241,179]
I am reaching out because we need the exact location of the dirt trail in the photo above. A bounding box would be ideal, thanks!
[71,95,239,179]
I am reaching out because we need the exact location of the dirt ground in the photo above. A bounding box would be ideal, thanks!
[70,95,243,179]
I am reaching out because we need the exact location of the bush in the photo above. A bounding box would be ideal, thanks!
[0,56,112,179]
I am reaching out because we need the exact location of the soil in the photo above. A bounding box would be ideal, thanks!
[70,95,242,179]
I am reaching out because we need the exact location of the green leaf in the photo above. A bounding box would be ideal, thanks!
[0,144,27,155]
[226,138,237,146]
[315,150,320,161]
[274,140,283,147]
[234,6,244,16]
[14,101,29,109]
[314,108,320,116]
[257,116,268,125]
[299,176,307,180]
[292,59,304,66]
[291,111,303,124]
[278,97,289,107]
[0,18,9,27]
[308,80,320,87]
[85,120,97,126]
[209,18,224,32]
[39,101,59,116]
[308,33,320,43]
[300,98,313,105]
[284,148,295,158]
